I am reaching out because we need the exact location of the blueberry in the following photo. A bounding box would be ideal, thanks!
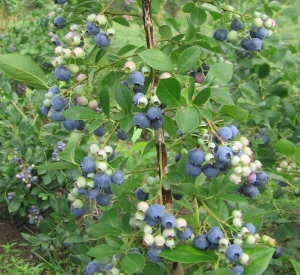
[86,261,101,275]
[51,95,66,111]
[133,92,145,105]
[81,156,96,173]
[94,173,111,188]
[144,215,159,226]
[251,27,268,40]
[41,106,50,116]
[129,71,145,86]
[147,107,163,120]
[230,20,243,31]
[243,184,259,198]
[172,193,183,200]
[244,222,256,235]
[94,125,106,137]
[253,171,268,186]
[147,204,166,221]
[86,21,100,35]
[248,38,262,52]
[133,113,151,129]
[78,188,87,195]
[103,185,112,194]
[52,110,65,121]
[213,28,228,41]
[230,264,244,275]
[70,204,87,217]
[161,214,177,229]
[87,188,99,199]
[7,195,14,202]
[278,180,287,187]
[203,164,219,178]
[54,0,67,3]
[185,162,202,177]
[107,151,115,162]
[262,135,269,144]
[177,225,193,240]
[111,170,124,185]
[201,64,210,75]
[147,247,162,263]
[217,126,233,141]
[272,246,282,259]
[150,117,164,129]
[207,227,224,244]
[241,38,251,50]
[188,148,205,166]
[96,193,111,206]
[133,84,144,94]
[134,187,148,201]
[193,234,209,250]
[55,66,72,81]
[117,130,128,140]
[215,146,233,163]
[121,80,130,90]
[49,86,60,94]
[261,128,267,135]
[94,33,111,47]
[175,154,181,163]
[226,244,243,262]
[63,119,80,131]
[54,16,66,29]
[227,125,239,138]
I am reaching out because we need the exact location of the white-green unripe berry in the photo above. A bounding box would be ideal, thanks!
[165,238,176,249]
[197,138,205,146]
[73,36,81,46]
[240,154,251,165]
[43,99,51,107]
[264,18,273,29]
[229,173,241,185]
[239,137,249,146]
[240,227,250,236]
[77,176,87,188]
[141,184,150,194]
[254,160,262,169]
[234,166,243,174]
[86,179,95,188]
[73,84,85,96]
[280,161,288,169]
[154,235,166,247]
[106,28,115,39]
[249,163,257,172]
[232,210,243,218]
[239,253,250,265]
[242,166,252,177]
[96,14,107,26]
[242,147,253,157]
[231,156,241,166]
[129,217,137,228]
[68,64,80,74]
[137,96,148,108]
[68,193,77,202]
[160,72,172,79]
[95,161,108,172]
[253,11,261,18]
[137,201,149,213]
[253,18,263,28]
[233,238,243,246]
[135,211,145,221]
[63,48,72,59]
[73,47,85,59]
[143,234,154,246]
[245,235,256,245]
[55,46,63,54]
[106,169,113,176]
[124,61,136,73]
[141,65,151,77]
[96,149,107,160]
[261,14,268,21]
[176,218,187,231]
[143,224,153,234]
[70,24,78,31]
[151,95,161,106]
[205,153,215,162]
[89,144,100,154]
[110,268,120,275]
[163,228,176,239]
[227,30,238,42]
[219,238,229,247]
[146,176,155,186]
[233,14,241,19]
[73,199,83,209]
[224,5,234,11]
[208,142,216,150]
[71,188,79,197]
[103,146,113,156]
[233,217,243,228]
[87,13,97,22]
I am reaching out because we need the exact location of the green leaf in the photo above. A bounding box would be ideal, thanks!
[159,25,172,39]
[258,63,270,79]
[64,234,83,244]
[87,244,121,258]
[0,53,48,89]
[275,139,295,158]
[121,253,145,274]
[112,17,130,27]
[8,200,21,213]
[197,107,212,120]
[139,49,174,72]
[205,268,234,275]
[176,106,200,133]
[243,246,275,275]
[218,105,248,120]
[160,245,214,263]
[204,62,233,85]
[100,87,110,118]
[61,106,102,120]
[290,259,300,275]
[35,161,79,171]
[177,46,201,74]
[86,224,119,238]
[163,115,176,136]
[191,8,207,26]
[120,114,134,132]
[217,194,248,204]
[59,133,81,164]
[210,88,234,105]
[188,77,195,101]
[194,88,211,105]
[115,83,132,113]
[156,78,181,107]
[166,172,185,184]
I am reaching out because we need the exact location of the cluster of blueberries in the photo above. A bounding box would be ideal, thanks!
[254,127,269,144]
[28,205,43,227]
[182,125,268,199]
[213,12,276,52]
[51,141,66,162]
[68,145,124,217]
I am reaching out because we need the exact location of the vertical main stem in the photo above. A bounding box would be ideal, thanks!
[142,1,183,274]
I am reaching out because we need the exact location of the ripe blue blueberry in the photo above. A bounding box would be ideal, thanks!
[175,154,181,163]
[193,234,209,250]
[147,107,163,120]
[121,80,130,90]
[134,187,148,201]
[81,156,96,173]
[248,38,262,51]
[188,148,205,165]
[251,27,268,40]
[253,171,268,186]
[78,188,87,195]
[94,33,111,47]
[51,95,66,111]
[230,19,243,31]
[144,215,159,226]
[177,225,193,240]
[96,193,111,206]
[213,28,228,41]
[203,164,219,178]
[63,119,80,131]
[207,226,224,244]
[54,16,66,29]
[52,110,65,121]
[244,222,256,235]
[70,203,87,217]
[94,125,106,137]
[134,113,151,129]
[226,244,243,262]
[278,180,287,187]
[161,214,177,229]
[272,246,282,259]
[129,71,145,86]
[54,66,72,81]
[117,130,128,140]
[150,117,164,129]
[49,86,60,94]
[215,146,233,163]
[217,126,233,141]
[54,0,67,3]
[133,92,145,105]
[228,124,239,138]
[41,106,50,116]
[147,247,162,263]
[94,174,111,189]
[111,170,124,185]
[241,38,251,50]
[147,204,166,221]
[107,151,115,162]
[172,193,183,200]
[243,184,259,198]
[86,21,100,35]
[87,188,99,199]
[86,261,101,275]
[185,162,202,177]
[103,185,112,194]
[230,264,244,275]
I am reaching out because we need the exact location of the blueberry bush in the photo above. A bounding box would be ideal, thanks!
[1,0,300,274]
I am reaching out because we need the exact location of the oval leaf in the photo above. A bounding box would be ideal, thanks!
[115,83,132,113]
[276,139,295,158]
[121,253,145,274]
[87,244,121,258]
[62,106,102,120]
[176,106,200,133]
[178,46,201,74]
[139,49,174,72]
[0,53,48,89]
[204,62,233,85]
[156,78,181,107]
